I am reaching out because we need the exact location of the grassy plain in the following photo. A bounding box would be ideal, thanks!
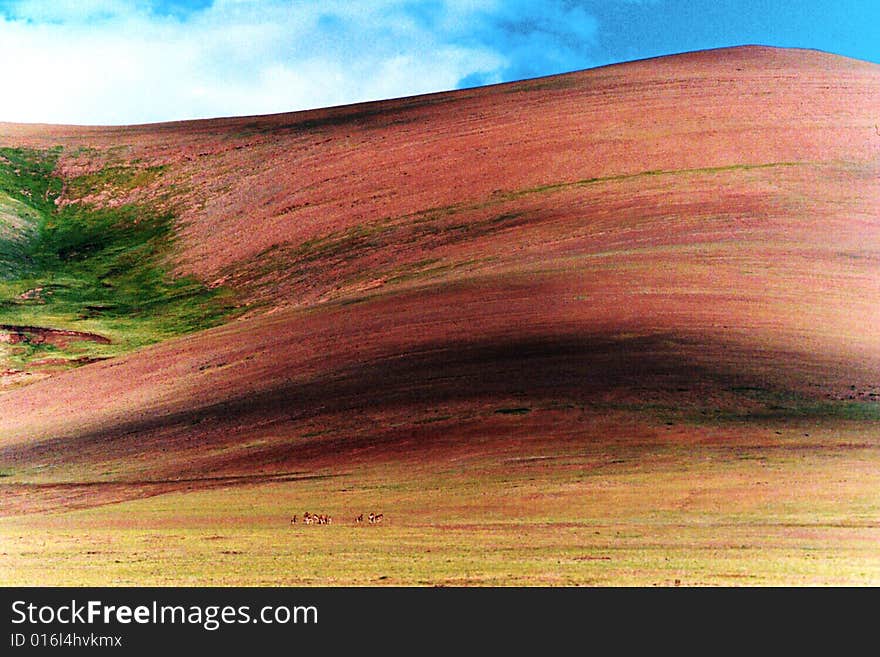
[2,412,877,586]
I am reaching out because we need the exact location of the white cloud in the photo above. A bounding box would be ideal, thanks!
[0,0,596,125]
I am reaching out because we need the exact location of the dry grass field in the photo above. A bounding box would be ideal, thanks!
[3,412,879,586]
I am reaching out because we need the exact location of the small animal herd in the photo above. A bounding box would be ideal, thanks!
[290,511,384,526]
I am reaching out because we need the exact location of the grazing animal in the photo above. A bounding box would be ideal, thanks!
[290,515,297,524]
[298,511,335,526]
[374,513,384,524]
[368,512,384,524]
[356,513,364,524]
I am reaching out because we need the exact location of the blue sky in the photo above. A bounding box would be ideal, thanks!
[0,0,877,125]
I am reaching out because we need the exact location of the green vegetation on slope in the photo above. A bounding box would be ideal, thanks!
[66,163,168,198]
[0,192,40,280]
[0,146,63,214]
[0,147,235,374]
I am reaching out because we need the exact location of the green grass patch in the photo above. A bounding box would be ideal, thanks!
[0,192,41,280]
[66,164,167,198]
[0,147,236,372]
[700,400,880,423]
[680,385,880,424]
[0,147,63,215]
[494,407,532,415]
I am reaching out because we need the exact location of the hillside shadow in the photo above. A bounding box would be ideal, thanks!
[3,330,866,471]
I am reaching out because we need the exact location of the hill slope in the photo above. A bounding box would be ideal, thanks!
[0,47,879,585]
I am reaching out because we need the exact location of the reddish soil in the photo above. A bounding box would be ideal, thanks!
[0,324,111,347]
[0,46,878,513]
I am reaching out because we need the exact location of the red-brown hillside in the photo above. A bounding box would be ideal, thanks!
[0,46,878,514]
